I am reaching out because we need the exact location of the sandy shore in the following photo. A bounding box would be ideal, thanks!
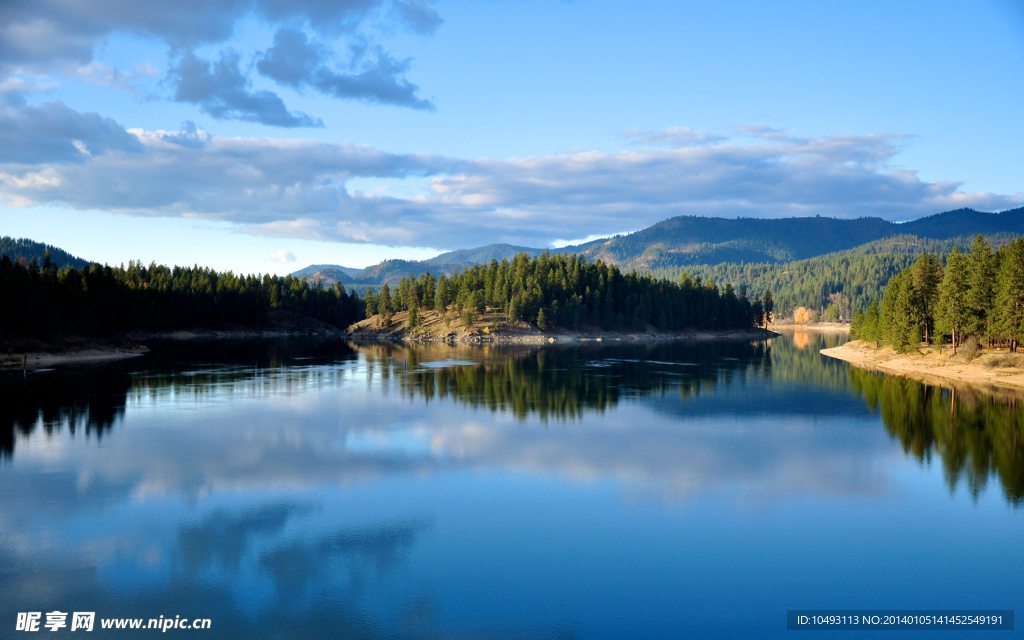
[1,347,149,371]
[821,340,1024,391]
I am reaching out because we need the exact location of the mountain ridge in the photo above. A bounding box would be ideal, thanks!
[293,206,1024,285]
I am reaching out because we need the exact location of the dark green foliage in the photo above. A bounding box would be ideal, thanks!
[0,237,92,270]
[862,236,1024,354]
[649,234,1014,319]
[910,253,942,344]
[377,283,393,327]
[0,257,365,340]
[881,271,922,353]
[367,251,758,332]
[965,235,997,339]
[850,308,865,339]
[936,247,970,353]
[561,207,1024,270]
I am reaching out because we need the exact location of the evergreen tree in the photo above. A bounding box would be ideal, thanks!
[910,253,942,344]
[881,271,922,352]
[966,235,996,341]
[363,289,377,320]
[937,247,970,354]
[378,283,393,328]
[850,307,864,339]
[994,238,1024,351]
[863,301,880,343]
[751,295,764,329]
[435,276,449,317]
[762,290,774,325]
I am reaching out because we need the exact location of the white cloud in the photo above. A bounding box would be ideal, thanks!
[0,112,1020,249]
[269,250,296,263]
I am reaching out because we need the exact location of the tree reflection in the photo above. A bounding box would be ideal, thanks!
[0,338,358,460]
[0,367,131,459]
[357,341,775,421]
[849,368,1024,506]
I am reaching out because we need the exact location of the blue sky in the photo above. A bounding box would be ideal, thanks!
[0,0,1022,273]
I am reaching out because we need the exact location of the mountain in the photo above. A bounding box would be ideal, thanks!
[291,206,1024,287]
[291,264,362,278]
[423,244,544,265]
[291,267,354,285]
[558,207,1024,270]
[0,237,92,269]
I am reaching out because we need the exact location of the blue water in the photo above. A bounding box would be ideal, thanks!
[0,332,1020,638]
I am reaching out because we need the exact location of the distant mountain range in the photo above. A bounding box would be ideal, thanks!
[295,206,1024,285]
[294,244,545,286]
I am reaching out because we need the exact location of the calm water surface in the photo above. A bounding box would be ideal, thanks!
[1,332,1021,638]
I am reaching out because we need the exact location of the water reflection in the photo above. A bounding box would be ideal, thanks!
[361,340,775,420]
[850,368,1024,505]
[1,333,1022,638]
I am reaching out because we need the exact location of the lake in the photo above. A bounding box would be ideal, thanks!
[1,331,1020,638]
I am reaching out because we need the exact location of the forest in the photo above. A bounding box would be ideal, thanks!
[850,236,1024,353]
[0,252,365,339]
[651,234,1018,321]
[361,251,771,332]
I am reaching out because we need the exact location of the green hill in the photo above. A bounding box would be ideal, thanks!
[559,206,1024,270]
[291,264,361,278]
[668,233,1020,319]
[290,267,354,285]
[0,237,92,269]
[424,243,544,265]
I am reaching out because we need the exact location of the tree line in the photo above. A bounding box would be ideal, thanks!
[361,251,773,332]
[851,236,1024,353]
[652,234,1017,322]
[0,252,365,339]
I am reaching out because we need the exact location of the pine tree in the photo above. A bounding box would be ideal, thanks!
[435,277,449,318]
[378,283,393,328]
[966,235,996,341]
[762,290,774,325]
[850,307,864,339]
[937,247,969,354]
[994,238,1024,351]
[363,289,377,320]
[537,307,547,330]
[752,295,764,329]
[407,304,419,328]
[863,301,880,343]
[910,253,942,344]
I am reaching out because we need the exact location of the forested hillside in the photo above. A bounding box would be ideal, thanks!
[561,207,1024,270]
[292,207,1024,287]
[423,243,544,265]
[362,252,768,333]
[852,235,1024,354]
[0,237,91,270]
[653,234,1017,320]
[0,254,365,341]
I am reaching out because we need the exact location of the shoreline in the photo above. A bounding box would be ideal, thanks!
[348,308,777,344]
[347,327,778,345]
[1,326,344,371]
[821,340,1024,391]
[770,322,850,333]
[1,346,150,371]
